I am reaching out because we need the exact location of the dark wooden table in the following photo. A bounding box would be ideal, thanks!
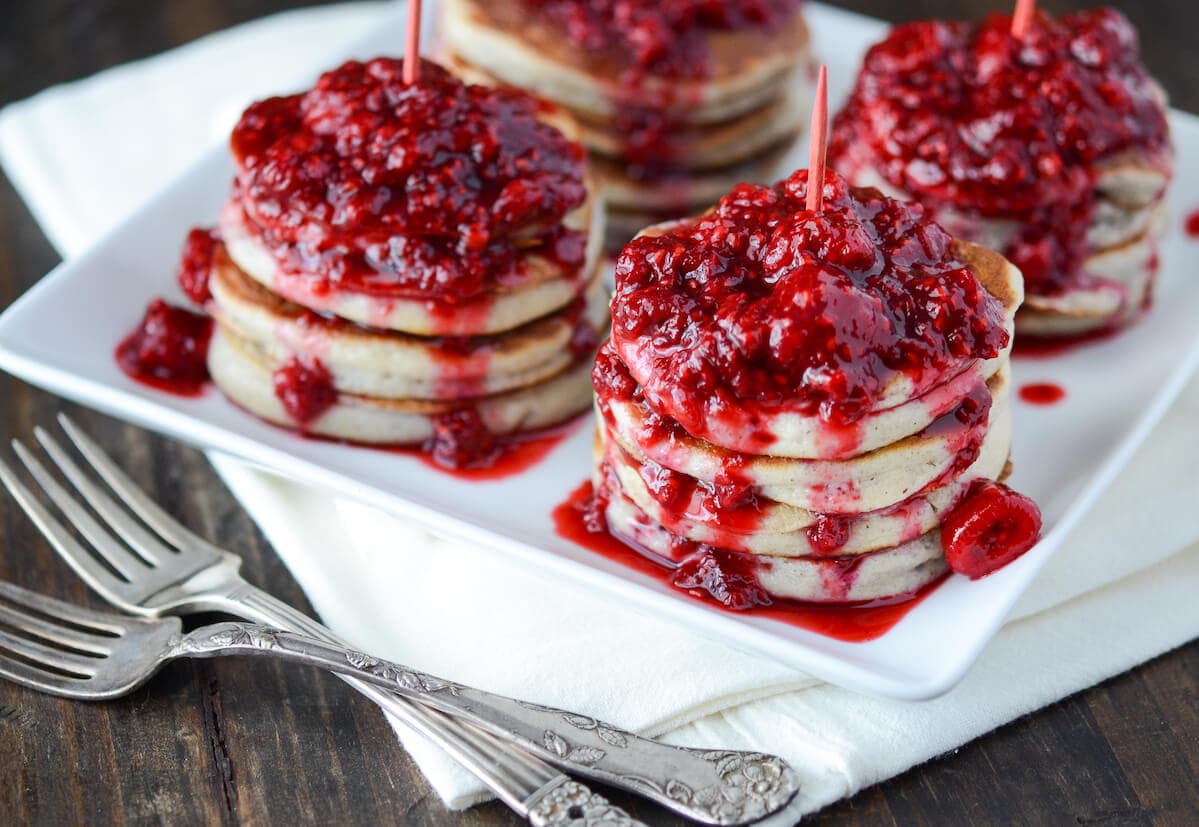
[1,1,1197,824]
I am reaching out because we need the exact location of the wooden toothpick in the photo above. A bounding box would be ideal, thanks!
[806,65,829,213]
[404,0,423,84]
[1011,0,1036,38]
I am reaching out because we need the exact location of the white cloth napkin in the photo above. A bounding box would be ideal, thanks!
[2,3,1198,818]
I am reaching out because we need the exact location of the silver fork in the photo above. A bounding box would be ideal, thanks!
[0,415,800,826]
[0,580,637,826]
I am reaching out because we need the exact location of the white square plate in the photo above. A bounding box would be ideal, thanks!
[2,5,1198,699]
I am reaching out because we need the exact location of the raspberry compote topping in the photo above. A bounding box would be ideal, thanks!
[606,169,1007,435]
[940,480,1042,579]
[830,9,1171,296]
[424,408,500,470]
[178,228,221,304]
[115,299,213,397]
[272,356,338,426]
[230,58,587,302]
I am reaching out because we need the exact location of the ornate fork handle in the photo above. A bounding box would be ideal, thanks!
[180,621,799,826]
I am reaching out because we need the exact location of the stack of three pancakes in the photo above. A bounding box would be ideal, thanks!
[441,0,813,247]
[590,175,1026,606]
[204,59,608,462]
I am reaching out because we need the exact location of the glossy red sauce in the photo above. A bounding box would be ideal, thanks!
[552,481,945,642]
[115,299,213,397]
[1018,382,1066,405]
[393,415,584,480]
[272,356,338,426]
[940,480,1042,579]
[606,170,1008,433]
[229,58,587,302]
[1185,208,1199,238]
[178,227,220,304]
[831,9,1172,298]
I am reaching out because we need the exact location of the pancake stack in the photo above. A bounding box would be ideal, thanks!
[831,9,1173,338]
[441,0,812,248]
[590,170,1040,607]
[201,58,607,467]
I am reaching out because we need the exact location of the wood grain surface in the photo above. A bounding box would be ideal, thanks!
[1,1,1197,824]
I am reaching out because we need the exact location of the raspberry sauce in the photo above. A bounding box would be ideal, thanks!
[1018,382,1066,405]
[941,480,1042,579]
[115,300,213,397]
[178,227,220,304]
[606,169,1008,435]
[831,9,1172,298]
[552,481,945,642]
[1185,209,1199,238]
[272,356,338,426]
[229,58,586,302]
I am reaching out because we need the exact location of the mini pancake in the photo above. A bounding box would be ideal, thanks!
[600,488,948,604]
[610,239,1021,460]
[207,326,594,444]
[219,191,605,337]
[209,251,610,401]
[441,0,811,126]
[603,365,1011,513]
[601,392,1011,556]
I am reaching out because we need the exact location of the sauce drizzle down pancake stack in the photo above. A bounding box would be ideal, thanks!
[180,58,606,469]
[441,0,812,248]
[831,9,1174,338]
[586,169,1042,608]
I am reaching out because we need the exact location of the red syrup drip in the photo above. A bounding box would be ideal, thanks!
[272,356,338,426]
[178,227,220,304]
[1185,209,1199,238]
[1018,382,1066,405]
[115,299,213,397]
[386,415,584,481]
[552,481,946,643]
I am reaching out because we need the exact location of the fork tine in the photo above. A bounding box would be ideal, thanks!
[58,414,207,551]
[34,426,170,566]
[0,602,112,655]
[0,580,125,637]
[0,627,98,677]
[0,653,91,697]
[0,451,139,587]
[0,581,125,640]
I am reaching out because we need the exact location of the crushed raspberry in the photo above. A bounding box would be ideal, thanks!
[115,299,213,396]
[671,547,772,610]
[272,356,338,426]
[806,514,853,555]
[941,480,1043,579]
[609,169,1008,430]
[424,408,500,470]
[178,228,221,304]
[831,9,1171,295]
[229,58,587,301]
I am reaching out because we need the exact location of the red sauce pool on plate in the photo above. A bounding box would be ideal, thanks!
[1185,208,1199,238]
[552,481,945,643]
[115,299,213,397]
[1018,382,1066,405]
